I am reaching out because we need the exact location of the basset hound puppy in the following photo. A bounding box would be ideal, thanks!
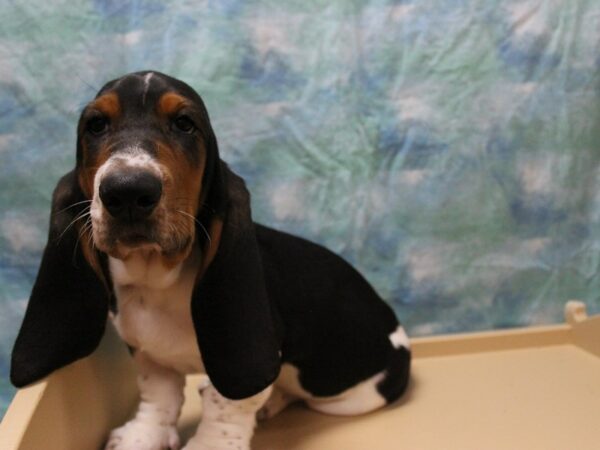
[11,71,411,450]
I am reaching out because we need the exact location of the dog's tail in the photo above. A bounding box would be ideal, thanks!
[376,327,412,404]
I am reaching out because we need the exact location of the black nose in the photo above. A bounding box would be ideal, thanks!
[99,171,162,222]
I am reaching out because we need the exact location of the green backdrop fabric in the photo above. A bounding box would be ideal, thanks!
[1,0,599,415]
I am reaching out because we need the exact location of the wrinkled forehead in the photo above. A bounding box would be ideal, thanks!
[90,71,208,120]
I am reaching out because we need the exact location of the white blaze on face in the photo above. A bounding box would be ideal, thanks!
[142,72,154,106]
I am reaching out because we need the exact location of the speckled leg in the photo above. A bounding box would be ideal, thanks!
[182,383,272,450]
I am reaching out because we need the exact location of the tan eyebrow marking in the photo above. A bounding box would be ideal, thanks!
[90,92,121,118]
[157,92,189,116]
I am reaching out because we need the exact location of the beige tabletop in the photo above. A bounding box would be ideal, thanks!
[2,301,600,450]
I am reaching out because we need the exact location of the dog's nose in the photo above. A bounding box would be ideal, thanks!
[99,171,162,221]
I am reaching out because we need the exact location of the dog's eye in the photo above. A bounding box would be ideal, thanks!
[87,117,109,135]
[173,115,195,134]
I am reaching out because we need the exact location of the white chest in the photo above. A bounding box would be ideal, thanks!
[109,250,204,374]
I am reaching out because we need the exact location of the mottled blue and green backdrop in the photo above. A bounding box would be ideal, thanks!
[1,0,599,416]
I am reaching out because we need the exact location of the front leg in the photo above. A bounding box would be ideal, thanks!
[105,352,185,450]
[183,383,272,450]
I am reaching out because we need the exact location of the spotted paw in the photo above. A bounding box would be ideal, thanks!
[104,420,180,450]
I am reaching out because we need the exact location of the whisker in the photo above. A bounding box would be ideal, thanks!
[72,232,81,264]
[81,218,93,239]
[85,222,95,249]
[74,73,99,93]
[56,209,91,244]
[56,199,93,215]
[72,217,89,263]
[176,209,211,246]
[72,218,95,263]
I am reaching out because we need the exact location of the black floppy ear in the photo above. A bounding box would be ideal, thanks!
[11,170,109,387]
[191,164,281,400]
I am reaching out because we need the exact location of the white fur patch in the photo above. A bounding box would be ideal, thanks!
[306,371,387,416]
[109,248,204,374]
[115,151,162,173]
[389,325,411,350]
[142,72,154,106]
[110,252,183,289]
[272,363,387,417]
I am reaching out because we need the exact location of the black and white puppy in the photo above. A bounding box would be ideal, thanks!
[11,71,411,450]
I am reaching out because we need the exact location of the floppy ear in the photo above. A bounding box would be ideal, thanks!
[11,170,109,387]
[191,163,281,400]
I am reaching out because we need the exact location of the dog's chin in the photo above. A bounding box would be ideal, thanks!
[96,231,194,262]
[114,238,162,259]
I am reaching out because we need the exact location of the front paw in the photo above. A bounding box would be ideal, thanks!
[104,420,180,450]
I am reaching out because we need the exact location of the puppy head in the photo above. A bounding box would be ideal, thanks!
[76,71,221,264]
[12,72,280,393]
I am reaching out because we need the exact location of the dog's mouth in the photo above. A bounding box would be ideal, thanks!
[118,231,154,246]
[91,212,153,249]
[92,215,193,261]
[114,233,163,255]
